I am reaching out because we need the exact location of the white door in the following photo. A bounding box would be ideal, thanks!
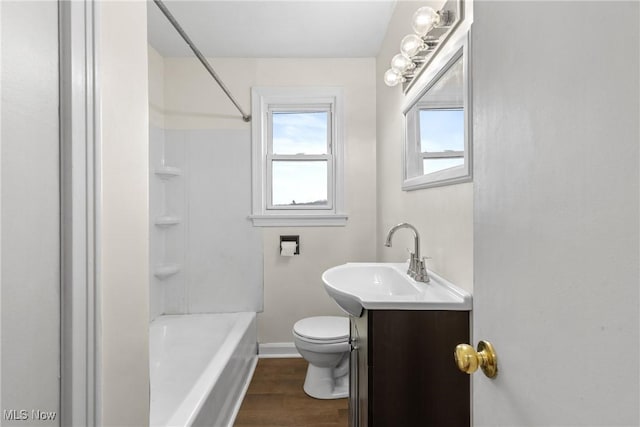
[1,1,60,425]
[471,2,639,425]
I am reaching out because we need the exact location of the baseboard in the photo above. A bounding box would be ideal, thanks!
[258,342,302,358]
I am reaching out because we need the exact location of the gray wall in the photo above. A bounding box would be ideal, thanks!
[473,1,639,425]
[1,1,60,425]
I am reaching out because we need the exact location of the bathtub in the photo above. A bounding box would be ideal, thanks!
[149,312,257,427]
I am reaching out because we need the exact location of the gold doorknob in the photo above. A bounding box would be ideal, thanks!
[454,340,498,378]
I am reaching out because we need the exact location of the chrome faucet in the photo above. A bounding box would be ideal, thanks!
[384,222,430,283]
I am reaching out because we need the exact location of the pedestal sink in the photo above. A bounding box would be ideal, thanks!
[321,262,471,317]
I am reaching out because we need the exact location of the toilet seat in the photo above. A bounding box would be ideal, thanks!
[293,316,349,344]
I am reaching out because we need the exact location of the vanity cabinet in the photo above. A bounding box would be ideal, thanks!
[349,309,470,427]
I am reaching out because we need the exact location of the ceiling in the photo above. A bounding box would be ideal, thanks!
[147,0,398,58]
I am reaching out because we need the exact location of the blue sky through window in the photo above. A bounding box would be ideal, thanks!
[271,111,329,206]
[419,109,464,153]
[272,111,328,154]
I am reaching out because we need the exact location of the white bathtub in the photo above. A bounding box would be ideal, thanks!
[149,312,257,427]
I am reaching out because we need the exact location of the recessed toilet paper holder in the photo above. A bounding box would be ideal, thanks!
[280,235,300,255]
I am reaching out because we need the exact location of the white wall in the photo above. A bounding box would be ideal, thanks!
[149,124,167,321]
[472,1,639,424]
[183,129,264,313]
[98,2,149,426]
[149,46,170,320]
[149,128,264,316]
[150,56,377,343]
[1,2,60,424]
[149,46,263,319]
[149,45,165,129]
[154,129,187,315]
[375,1,473,292]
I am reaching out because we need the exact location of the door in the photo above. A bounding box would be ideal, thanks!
[471,1,639,426]
[1,1,60,425]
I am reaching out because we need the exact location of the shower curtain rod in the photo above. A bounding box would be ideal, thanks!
[153,0,251,122]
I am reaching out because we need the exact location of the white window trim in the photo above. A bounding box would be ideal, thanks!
[250,87,347,227]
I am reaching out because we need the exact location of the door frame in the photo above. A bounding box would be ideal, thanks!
[59,1,101,425]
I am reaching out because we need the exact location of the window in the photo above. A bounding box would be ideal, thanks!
[250,87,346,226]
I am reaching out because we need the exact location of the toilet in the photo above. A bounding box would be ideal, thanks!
[292,316,350,399]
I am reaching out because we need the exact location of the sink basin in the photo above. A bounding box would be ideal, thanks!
[321,262,472,317]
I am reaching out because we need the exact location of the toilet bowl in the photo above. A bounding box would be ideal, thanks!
[292,316,350,399]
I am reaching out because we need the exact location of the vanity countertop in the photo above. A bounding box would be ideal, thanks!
[321,262,472,317]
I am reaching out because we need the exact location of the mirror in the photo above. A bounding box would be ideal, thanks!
[402,35,471,190]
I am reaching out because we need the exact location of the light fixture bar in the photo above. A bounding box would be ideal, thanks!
[383,0,461,88]
[153,0,251,122]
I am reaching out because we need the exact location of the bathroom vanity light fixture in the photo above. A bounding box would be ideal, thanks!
[384,4,457,88]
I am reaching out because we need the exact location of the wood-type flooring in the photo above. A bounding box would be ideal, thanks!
[234,358,348,427]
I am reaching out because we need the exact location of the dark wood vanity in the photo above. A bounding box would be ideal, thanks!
[349,309,470,427]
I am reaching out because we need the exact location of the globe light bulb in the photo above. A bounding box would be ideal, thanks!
[384,69,404,87]
[400,34,425,58]
[390,53,415,73]
[412,6,441,36]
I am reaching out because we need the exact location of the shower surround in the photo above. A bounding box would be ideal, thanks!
[150,125,263,319]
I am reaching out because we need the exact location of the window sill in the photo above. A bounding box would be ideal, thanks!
[402,165,471,191]
[249,214,348,227]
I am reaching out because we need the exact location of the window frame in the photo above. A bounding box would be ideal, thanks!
[250,87,346,227]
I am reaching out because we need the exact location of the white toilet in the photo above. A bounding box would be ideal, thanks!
[292,316,350,399]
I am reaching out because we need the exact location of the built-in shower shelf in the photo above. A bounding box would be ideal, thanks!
[154,166,181,179]
[154,264,181,280]
[154,216,181,226]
